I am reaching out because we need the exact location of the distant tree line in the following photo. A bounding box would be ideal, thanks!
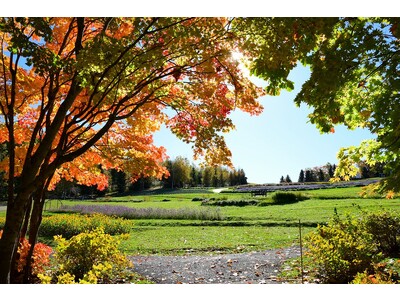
[161,156,247,189]
[294,161,386,183]
[357,161,386,179]
[296,163,337,183]
[28,156,248,199]
[280,175,292,183]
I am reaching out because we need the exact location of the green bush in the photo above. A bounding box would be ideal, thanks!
[39,213,132,239]
[362,210,400,256]
[306,213,380,283]
[192,197,205,202]
[306,210,400,283]
[39,227,134,283]
[272,192,309,204]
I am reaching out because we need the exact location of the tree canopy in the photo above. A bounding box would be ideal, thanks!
[0,17,265,283]
[238,17,400,193]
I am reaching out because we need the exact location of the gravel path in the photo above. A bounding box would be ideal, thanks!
[129,246,301,284]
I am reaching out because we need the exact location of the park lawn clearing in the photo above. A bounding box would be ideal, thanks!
[26,185,400,257]
[2,185,398,256]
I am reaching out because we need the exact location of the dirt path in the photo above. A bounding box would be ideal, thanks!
[129,246,301,284]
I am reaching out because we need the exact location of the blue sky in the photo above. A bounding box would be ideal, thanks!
[154,64,376,184]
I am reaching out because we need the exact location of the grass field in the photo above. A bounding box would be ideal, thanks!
[1,185,399,255]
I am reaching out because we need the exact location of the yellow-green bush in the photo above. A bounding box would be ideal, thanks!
[306,213,380,283]
[362,211,400,255]
[39,227,134,284]
[306,210,400,283]
[39,213,132,239]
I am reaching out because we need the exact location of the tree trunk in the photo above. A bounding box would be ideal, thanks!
[20,197,33,239]
[23,189,46,283]
[0,194,30,283]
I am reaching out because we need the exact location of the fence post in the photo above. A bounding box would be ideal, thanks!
[299,219,304,284]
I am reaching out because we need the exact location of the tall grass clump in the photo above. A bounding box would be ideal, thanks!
[39,213,132,239]
[57,204,224,221]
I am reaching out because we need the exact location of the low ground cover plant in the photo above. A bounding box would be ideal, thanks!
[38,227,138,284]
[56,204,223,221]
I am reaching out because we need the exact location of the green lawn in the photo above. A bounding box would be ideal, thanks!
[2,186,399,256]
[120,226,306,255]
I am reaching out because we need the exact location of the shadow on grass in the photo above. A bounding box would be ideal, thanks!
[133,220,320,228]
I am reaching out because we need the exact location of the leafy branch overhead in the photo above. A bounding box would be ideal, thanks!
[238,17,400,193]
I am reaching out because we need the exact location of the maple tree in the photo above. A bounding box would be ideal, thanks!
[0,17,265,283]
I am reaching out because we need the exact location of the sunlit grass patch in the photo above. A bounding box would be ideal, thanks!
[121,226,308,255]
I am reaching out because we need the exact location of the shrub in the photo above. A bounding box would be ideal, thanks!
[39,213,132,239]
[306,214,380,283]
[0,230,52,283]
[272,192,309,204]
[192,197,205,202]
[306,210,400,283]
[352,259,400,284]
[361,210,400,256]
[39,227,134,284]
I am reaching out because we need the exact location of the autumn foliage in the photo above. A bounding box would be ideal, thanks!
[0,17,265,282]
[0,230,52,283]
[0,18,264,191]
